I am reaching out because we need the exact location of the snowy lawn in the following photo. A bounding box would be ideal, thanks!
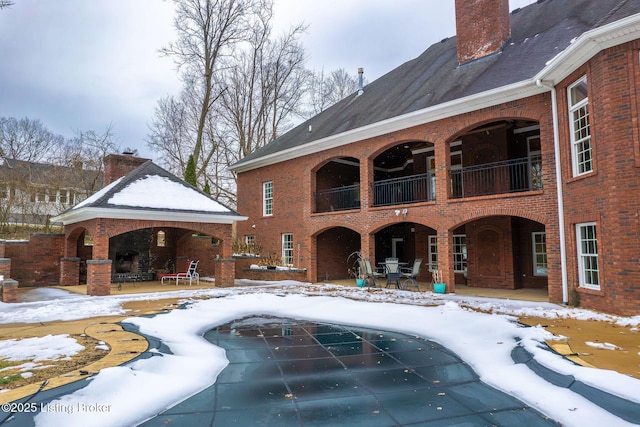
[0,282,638,426]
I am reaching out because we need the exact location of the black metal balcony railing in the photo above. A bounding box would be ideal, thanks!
[314,184,360,212]
[450,155,542,199]
[373,172,435,207]
[314,156,542,212]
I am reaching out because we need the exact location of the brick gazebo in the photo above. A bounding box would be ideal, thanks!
[52,155,247,296]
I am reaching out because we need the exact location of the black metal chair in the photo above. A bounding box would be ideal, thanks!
[400,259,422,291]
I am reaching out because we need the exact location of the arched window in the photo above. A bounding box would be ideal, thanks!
[157,230,166,247]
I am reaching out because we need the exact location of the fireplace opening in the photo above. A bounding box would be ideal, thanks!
[115,250,139,274]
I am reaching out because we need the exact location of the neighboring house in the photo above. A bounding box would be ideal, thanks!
[231,0,640,315]
[0,158,101,227]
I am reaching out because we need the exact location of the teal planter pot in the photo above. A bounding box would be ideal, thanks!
[433,283,446,294]
[356,279,367,287]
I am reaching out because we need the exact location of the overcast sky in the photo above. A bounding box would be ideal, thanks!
[0,0,535,160]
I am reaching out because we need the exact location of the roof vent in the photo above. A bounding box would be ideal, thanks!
[357,68,364,96]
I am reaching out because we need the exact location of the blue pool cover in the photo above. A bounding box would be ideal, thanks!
[141,316,558,426]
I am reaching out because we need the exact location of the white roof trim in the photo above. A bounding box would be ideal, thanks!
[535,12,640,84]
[231,13,640,174]
[51,207,248,226]
[232,80,543,173]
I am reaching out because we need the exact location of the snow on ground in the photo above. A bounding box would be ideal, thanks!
[0,335,84,362]
[0,282,638,427]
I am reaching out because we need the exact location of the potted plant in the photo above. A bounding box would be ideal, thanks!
[432,270,446,294]
[347,251,367,287]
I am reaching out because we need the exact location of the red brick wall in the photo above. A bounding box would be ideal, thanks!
[5,234,64,287]
[236,42,640,316]
[552,42,640,315]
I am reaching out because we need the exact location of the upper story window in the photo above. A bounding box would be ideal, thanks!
[568,76,592,176]
[263,181,273,216]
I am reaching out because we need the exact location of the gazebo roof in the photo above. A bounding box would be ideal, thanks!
[51,160,247,225]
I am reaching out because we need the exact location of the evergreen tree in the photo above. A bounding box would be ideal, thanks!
[203,180,211,195]
[184,155,197,187]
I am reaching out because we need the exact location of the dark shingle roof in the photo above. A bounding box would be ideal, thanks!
[233,0,640,168]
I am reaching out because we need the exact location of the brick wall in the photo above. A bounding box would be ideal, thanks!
[5,234,64,287]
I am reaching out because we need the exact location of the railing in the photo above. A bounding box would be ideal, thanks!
[450,155,542,199]
[373,172,434,207]
[314,184,360,212]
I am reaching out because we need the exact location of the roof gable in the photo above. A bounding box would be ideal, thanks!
[53,161,246,225]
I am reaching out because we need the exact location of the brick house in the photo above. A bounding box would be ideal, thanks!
[0,158,100,226]
[51,154,246,296]
[231,0,640,315]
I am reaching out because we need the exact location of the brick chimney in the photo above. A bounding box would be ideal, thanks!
[103,153,149,186]
[455,0,511,65]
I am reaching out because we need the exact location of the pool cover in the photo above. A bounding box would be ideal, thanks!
[141,316,558,426]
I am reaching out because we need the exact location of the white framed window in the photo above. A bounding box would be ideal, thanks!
[576,223,600,290]
[453,234,467,272]
[532,232,547,276]
[568,77,592,176]
[263,181,273,216]
[427,235,438,271]
[282,233,293,265]
[245,235,255,246]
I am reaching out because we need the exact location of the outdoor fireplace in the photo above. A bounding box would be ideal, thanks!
[115,250,139,273]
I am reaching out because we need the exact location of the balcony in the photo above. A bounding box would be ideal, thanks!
[450,155,542,199]
[315,184,360,212]
[373,172,434,207]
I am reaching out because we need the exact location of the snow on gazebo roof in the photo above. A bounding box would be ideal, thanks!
[52,160,247,225]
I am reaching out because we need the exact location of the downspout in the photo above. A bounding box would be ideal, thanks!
[536,79,569,305]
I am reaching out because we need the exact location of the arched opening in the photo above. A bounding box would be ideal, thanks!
[373,222,435,284]
[315,227,360,281]
[109,227,224,283]
[314,157,360,213]
[454,216,547,291]
[449,119,541,199]
[372,141,434,206]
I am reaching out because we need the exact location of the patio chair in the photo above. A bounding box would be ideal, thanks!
[161,259,200,286]
[359,258,384,288]
[384,258,401,289]
[400,259,422,291]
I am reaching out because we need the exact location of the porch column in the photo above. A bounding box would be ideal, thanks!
[361,233,373,262]
[60,257,81,287]
[361,157,373,209]
[438,229,455,293]
[215,257,236,287]
[1,279,18,303]
[86,259,112,296]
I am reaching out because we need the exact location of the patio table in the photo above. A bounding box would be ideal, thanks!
[379,261,407,289]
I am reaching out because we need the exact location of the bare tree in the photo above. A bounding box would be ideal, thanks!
[160,0,269,173]
[0,117,65,163]
[0,1,14,10]
[306,68,363,116]
[148,0,308,206]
